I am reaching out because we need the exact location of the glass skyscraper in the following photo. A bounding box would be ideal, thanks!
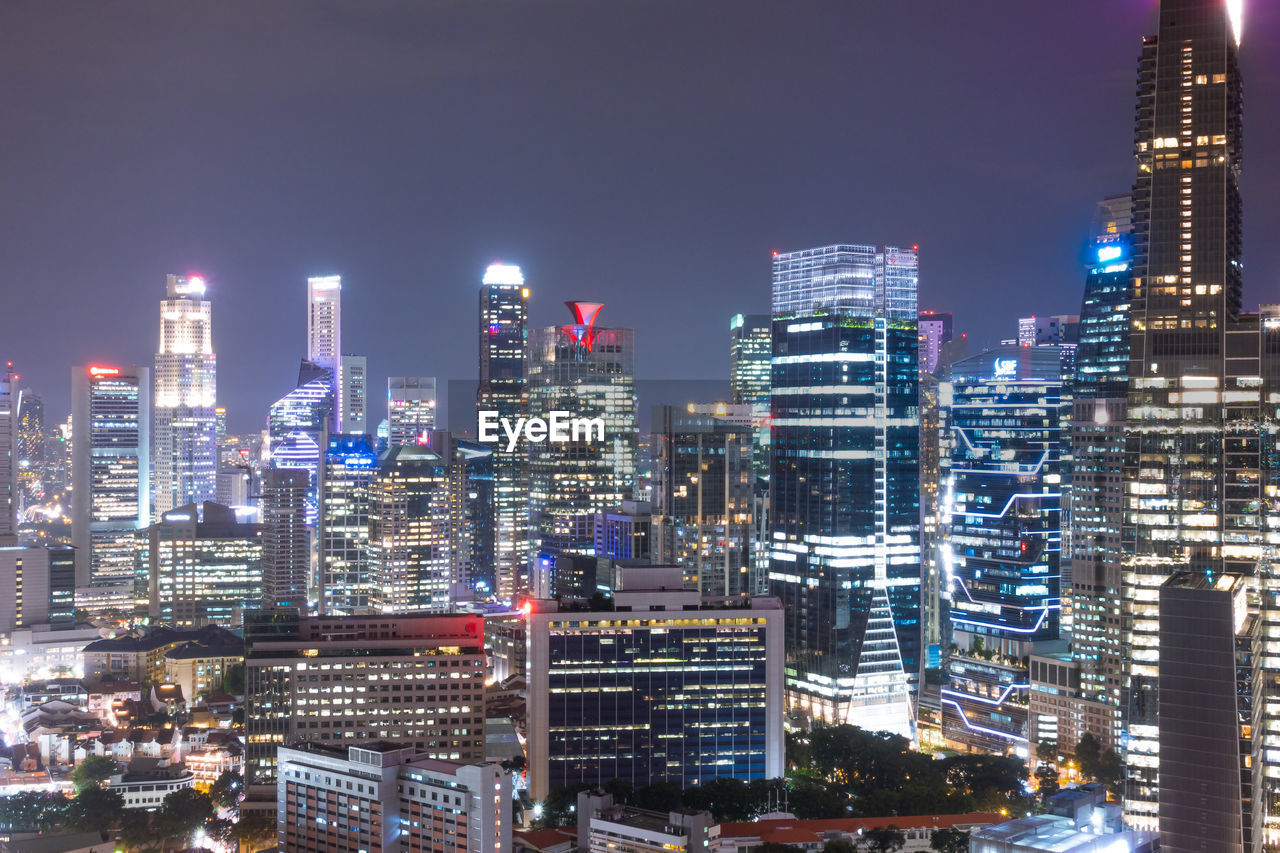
[941,344,1065,754]
[71,364,150,613]
[478,264,530,602]
[768,244,920,737]
[153,274,218,515]
[1120,0,1245,827]
[317,433,378,615]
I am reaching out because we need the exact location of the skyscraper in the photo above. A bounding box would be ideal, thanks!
[260,468,309,610]
[0,364,19,543]
[153,274,217,515]
[730,313,772,483]
[306,275,341,372]
[267,359,334,526]
[1066,195,1134,749]
[15,387,43,519]
[528,301,637,565]
[386,377,436,447]
[71,364,150,612]
[477,264,530,602]
[941,344,1066,754]
[338,354,367,434]
[769,244,920,737]
[147,502,263,627]
[316,433,377,615]
[1121,0,1244,827]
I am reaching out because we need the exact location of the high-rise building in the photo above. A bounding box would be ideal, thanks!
[15,387,43,517]
[917,311,954,376]
[918,371,949,672]
[0,364,19,543]
[526,566,784,800]
[651,403,754,597]
[276,741,510,853]
[71,365,150,613]
[387,377,436,447]
[419,431,495,600]
[317,433,377,615]
[478,263,530,602]
[339,354,367,434]
[243,611,486,791]
[146,502,263,627]
[267,359,334,526]
[0,544,76,632]
[306,275,341,372]
[1066,195,1134,750]
[1158,572,1252,853]
[153,274,218,515]
[769,244,920,737]
[730,313,772,483]
[528,301,637,563]
[1120,0,1245,828]
[369,443,461,613]
[260,468,309,609]
[941,344,1066,754]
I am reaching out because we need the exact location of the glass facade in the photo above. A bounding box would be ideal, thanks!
[388,377,437,448]
[147,503,263,627]
[478,266,530,603]
[318,433,377,615]
[268,360,335,527]
[153,274,218,516]
[769,244,920,736]
[369,444,458,613]
[941,344,1065,754]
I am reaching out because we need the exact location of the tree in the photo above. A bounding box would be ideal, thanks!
[863,825,906,853]
[1035,740,1058,764]
[222,662,245,695]
[1096,747,1123,793]
[63,785,125,832]
[822,840,857,853]
[154,787,216,848]
[232,811,278,852]
[69,755,118,792]
[209,769,243,811]
[603,777,634,803]
[930,827,971,853]
[1074,733,1102,780]
[758,845,804,853]
[0,791,66,831]
[1036,763,1060,801]
[631,781,683,814]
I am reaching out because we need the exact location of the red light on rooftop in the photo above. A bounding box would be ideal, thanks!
[88,366,121,377]
[772,251,779,258]
[912,245,919,251]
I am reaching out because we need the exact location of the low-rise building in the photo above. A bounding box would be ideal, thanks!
[20,679,88,709]
[276,740,511,853]
[108,757,194,809]
[970,814,1158,853]
[714,813,1002,852]
[578,792,714,853]
[163,634,244,701]
[82,624,240,687]
[0,624,102,684]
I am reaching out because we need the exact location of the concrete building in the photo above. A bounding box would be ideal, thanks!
[146,502,263,628]
[526,565,784,800]
[578,791,714,853]
[276,740,510,853]
[970,815,1157,853]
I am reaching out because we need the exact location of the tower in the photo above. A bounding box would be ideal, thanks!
[153,274,217,516]
[769,244,920,737]
[477,264,530,602]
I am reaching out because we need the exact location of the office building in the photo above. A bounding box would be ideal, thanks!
[339,353,367,433]
[267,359,334,528]
[387,376,436,447]
[277,741,510,853]
[729,313,770,407]
[1065,195,1133,749]
[153,274,218,515]
[769,243,920,736]
[651,403,754,597]
[941,344,1065,754]
[0,544,76,632]
[0,365,17,543]
[478,263,531,602]
[528,301,637,563]
[578,792,714,853]
[146,502,263,627]
[70,364,150,612]
[260,468,309,609]
[917,310,953,376]
[594,500,651,564]
[369,443,461,613]
[918,371,949,671]
[1120,0,1247,827]
[317,433,377,615]
[243,611,486,790]
[1158,572,1251,853]
[526,565,784,800]
[307,275,342,371]
[15,386,43,520]
[420,430,496,599]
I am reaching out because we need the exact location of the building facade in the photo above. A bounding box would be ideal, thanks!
[769,243,921,736]
[260,467,309,609]
[317,433,378,615]
[387,376,436,448]
[146,502,263,628]
[153,274,218,515]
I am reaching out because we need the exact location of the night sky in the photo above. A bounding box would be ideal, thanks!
[4,1,1279,433]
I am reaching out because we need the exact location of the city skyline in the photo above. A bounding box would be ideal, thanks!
[6,2,1280,433]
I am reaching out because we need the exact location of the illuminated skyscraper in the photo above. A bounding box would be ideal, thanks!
[15,387,43,517]
[153,274,217,515]
[369,443,460,613]
[769,244,920,737]
[730,313,772,482]
[528,301,637,565]
[1120,0,1245,827]
[1066,194,1134,749]
[307,276,341,372]
[387,377,436,447]
[0,366,16,543]
[338,354,367,434]
[941,344,1066,754]
[71,365,150,612]
[917,311,953,376]
[261,468,309,610]
[147,502,263,628]
[477,264,530,601]
[317,433,377,616]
